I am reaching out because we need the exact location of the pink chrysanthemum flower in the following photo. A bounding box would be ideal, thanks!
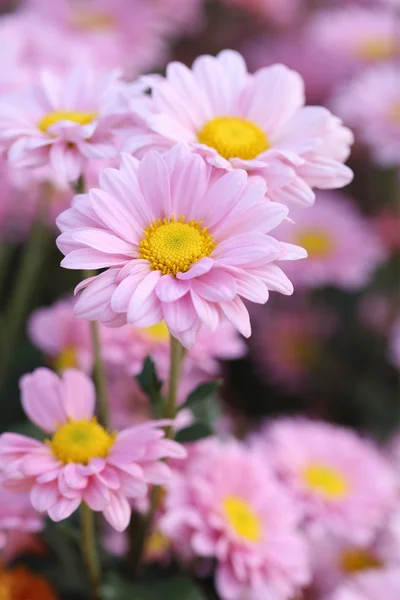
[0,368,185,532]
[333,64,400,168]
[254,418,396,544]
[0,478,43,556]
[56,146,306,348]
[310,515,400,597]
[306,7,398,76]
[125,50,353,208]
[249,300,334,391]
[327,568,400,600]
[20,0,168,76]
[276,191,387,290]
[0,67,128,182]
[161,438,310,600]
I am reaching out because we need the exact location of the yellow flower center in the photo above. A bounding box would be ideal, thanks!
[145,531,171,558]
[197,116,270,160]
[54,346,78,372]
[296,230,333,259]
[357,37,395,61]
[72,9,115,31]
[49,418,115,465]
[340,548,382,573]
[303,463,349,499]
[223,496,262,543]
[139,216,216,276]
[140,321,170,342]
[38,111,98,133]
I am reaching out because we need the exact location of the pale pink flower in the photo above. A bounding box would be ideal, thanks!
[306,7,398,77]
[125,50,353,208]
[333,64,400,168]
[249,300,334,391]
[56,146,306,348]
[161,438,310,600]
[0,368,185,531]
[389,317,400,369]
[327,569,400,600]
[220,0,302,26]
[310,515,400,597]
[254,418,396,544]
[0,67,128,182]
[276,191,387,290]
[20,0,168,76]
[0,478,43,558]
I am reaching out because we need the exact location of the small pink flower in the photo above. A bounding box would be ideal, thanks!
[333,63,400,168]
[276,191,387,290]
[0,478,43,557]
[56,146,306,348]
[161,438,310,600]
[254,418,396,544]
[125,50,353,208]
[0,368,185,532]
[306,7,398,77]
[0,67,128,182]
[328,568,400,600]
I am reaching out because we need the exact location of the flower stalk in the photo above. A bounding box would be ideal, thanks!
[80,503,101,600]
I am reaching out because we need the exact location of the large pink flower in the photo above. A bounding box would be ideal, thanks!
[254,418,396,544]
[0,67,128,182]
[161,438,310,600]
[275,191,387,290]
[333,63,400,168]
[0,368,185,532]
[56,146,306,348]
[125,50,353,208]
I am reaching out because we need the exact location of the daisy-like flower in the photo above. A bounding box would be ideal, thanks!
[0,368,185,532]
[255,418,396,544]
[333,64,400,168]
[328,568,400,600]
[306,7,398,75]
[276,191,387,290]
[0,67,128,182]
[56,146,306,348]
[161,438,310,600]
[0,479,43,556]
[125,50,353,208]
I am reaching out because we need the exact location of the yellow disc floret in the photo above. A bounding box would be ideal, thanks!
[38,111,98,133]
[49,418,115,464]
[357,37,395,61]
[140,321,170,342]
[223,496,262,543]
[139,216,216,276]
[296,230,333,259]
[54,346,78,373]
[198,116,270,160]
[303,463,349,499]
[340,548,382,573]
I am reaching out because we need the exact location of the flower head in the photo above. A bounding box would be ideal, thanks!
[0,368,185,532]
[254,418,396,544]
[333,63,400,168]
[0,67,128,182]
[276,191,387,290]
[56,146,306,348]
[161,438,310,600]
[125,50,353,207]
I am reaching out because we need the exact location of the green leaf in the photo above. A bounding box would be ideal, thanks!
[136,357,163,416]
[175,422,213,443]
[181,381,221,410]
[102,576,207,600]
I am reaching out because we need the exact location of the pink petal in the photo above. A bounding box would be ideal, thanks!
[220,297,251,338]
[60,370,95,421]
[48,497,81,522]
[155,275,190,303]
[162,294,197,333]
[20,368,67,433]
[84,478,110,511]
[176,257,213,280]
[102,491,131,532]
[31,482,59,512]
[191,269,237,302]
[190,291,219,330]
[127,270,162,324]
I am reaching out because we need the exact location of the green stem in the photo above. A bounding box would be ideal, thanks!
[90,319,109,429]
[0,241,14,304]
[0,203,50,393]
[130,335,185,576]
[80,503,101,600]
